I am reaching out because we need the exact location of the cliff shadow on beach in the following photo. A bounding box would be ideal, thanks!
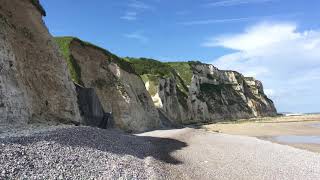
[0,127,188,165]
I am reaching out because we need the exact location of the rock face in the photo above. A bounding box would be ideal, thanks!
[156,78,189,124]
[0,0,276,131]
[55,38,160,132]
[0,0,81,126]
[75,84,107,128]
[187,63,277,123]
[129,59,277,124]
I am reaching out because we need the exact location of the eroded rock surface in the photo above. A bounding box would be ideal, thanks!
[0,0,276,130]
[187,63,277,123]
[129,59,277,124]
[0,0,80,126]
[55,38,160,132]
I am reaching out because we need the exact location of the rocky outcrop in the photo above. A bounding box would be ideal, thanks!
[129,59,277,124]
[187,63,277,123]
[128,58,190,124]
[55,37,160,132]
[0,0,81,126]
[156,78,189,124]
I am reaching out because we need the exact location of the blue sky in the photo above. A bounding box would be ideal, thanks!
[41,0,320,113]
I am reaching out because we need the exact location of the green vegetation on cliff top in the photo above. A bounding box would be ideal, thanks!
[124,57,174,96]
[126,57,193,97]
[55,37,136,85]
[125,57,174,78]
[126,58,194,86]
[55,37,195,87]
[166,62,193,86]
[55,37,83,85]
[55,37,195,98]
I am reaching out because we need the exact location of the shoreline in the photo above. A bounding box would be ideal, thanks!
[201,114,320,153]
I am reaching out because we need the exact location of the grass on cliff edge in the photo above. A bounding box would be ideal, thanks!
[126,58,191,103]
[55,37,136,85]
[125,57,174,78]
[55,37,83,85]
[165,62,193,86]
[125,58,194,86]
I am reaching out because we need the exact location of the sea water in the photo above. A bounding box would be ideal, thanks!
[274,135,320,144]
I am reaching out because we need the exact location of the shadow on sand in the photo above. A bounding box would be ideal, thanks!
[0,127,188,164]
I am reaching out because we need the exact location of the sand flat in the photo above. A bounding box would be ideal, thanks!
[202,114,320,153]
[141,128,320,179]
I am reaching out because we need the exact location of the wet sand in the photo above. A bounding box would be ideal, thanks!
[201,114,320,153]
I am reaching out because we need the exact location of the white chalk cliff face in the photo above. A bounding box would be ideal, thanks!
[187,64,277,124]
[60,39,160,132]
[131,60,277,124]
[0,0,81,126]
[156,78,188,124]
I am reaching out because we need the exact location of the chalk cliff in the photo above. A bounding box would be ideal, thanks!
[1,0,277,131]
[129,58,277,124]
[55,37,160,132]
[0,0,81,126]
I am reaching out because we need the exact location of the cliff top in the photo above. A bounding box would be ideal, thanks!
[125,57,175,78]
[30,0,46,16]
[127,58,200,86]
[166,62,193,86]
[54,37,136,85]
[55,36,260,88]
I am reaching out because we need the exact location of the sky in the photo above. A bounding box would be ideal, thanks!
[41,0,320,113]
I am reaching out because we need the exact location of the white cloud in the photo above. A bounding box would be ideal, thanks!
[207,0,274,7]
[181,13,301,26]
[121,0,154,21]
[121,12,138,21]
[209,22,320,113]
[128,0,153,10]
[181,17,254,25]
[124,31,148,43]
[204,22,298,50]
